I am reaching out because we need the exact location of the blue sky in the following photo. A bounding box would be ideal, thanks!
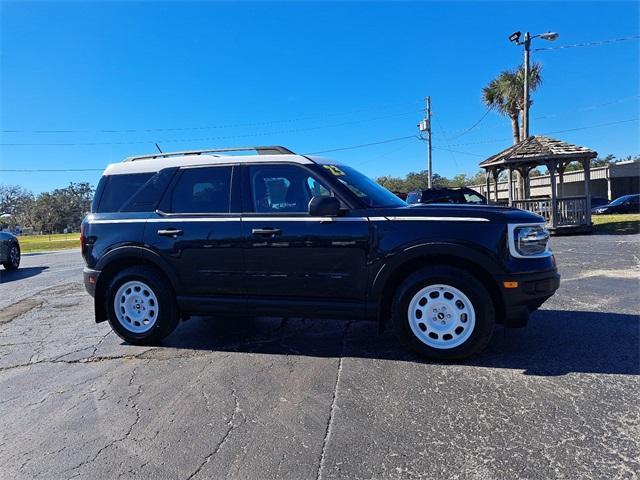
[1,1,638,192]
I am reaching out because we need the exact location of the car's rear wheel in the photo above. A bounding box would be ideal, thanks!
[392,266,495,360]
[105,266,179,345]
[3,243,20,270]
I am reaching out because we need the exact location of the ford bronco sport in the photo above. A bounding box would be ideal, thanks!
[82,146,559,360]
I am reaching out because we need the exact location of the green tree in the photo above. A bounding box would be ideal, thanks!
[482,63,543,144]
[12,182,94,233]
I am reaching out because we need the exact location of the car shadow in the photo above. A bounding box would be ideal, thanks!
[0,266,49,283]
[155,309,639,377]
[593,220,640,235]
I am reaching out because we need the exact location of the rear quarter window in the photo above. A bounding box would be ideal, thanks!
[95,173,154,213]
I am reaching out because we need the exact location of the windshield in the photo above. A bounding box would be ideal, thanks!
[321,164,406,208]
[610,195,631,206]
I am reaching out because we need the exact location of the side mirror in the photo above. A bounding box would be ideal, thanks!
[309,195,341,216]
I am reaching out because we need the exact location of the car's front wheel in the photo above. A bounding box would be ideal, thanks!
[392,266,495,360]
[105,266,179,345]
[3,243,20,270]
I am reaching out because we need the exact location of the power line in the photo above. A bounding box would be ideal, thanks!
[446,109,492,140]
[437,95,638,136]
[0,110,422,146]
[1,101,424,134]
[349,141,416,167]
[534,34,640,51]
[543,117,640,135]
[533,95,640,120]
[303,135,417,155]
[434,118,640,148]
[432,147,486,158]
[432,117,462,171]
[0,135,419,171]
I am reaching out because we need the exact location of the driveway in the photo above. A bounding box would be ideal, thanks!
[0,235,638,479]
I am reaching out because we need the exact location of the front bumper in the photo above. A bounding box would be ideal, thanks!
[83,267,100,297]
[497,268,560,327]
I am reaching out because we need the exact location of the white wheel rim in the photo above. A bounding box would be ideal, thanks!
[407,284,476,350]
[114,280,159,334]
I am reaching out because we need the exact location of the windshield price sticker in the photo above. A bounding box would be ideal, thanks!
[323,165,346,176]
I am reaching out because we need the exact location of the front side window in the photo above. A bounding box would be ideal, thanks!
[170,166,232,213]
[249,164,333,213]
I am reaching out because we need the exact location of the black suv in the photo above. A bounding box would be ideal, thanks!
[406,187,487,205]
[82,146,559,360]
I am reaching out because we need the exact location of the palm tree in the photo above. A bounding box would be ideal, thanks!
[482,63,543,144]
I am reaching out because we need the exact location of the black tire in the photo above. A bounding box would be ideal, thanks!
[105,266,179,345]
[392,266,495,360]
[3,243,20,271]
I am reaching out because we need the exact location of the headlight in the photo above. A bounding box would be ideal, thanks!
[508,224,551,258]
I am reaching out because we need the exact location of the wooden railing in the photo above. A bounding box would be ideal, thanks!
[512,196,589,227]
[512,198,552,222]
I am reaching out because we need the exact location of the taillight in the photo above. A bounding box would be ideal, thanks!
[80,222,85,249]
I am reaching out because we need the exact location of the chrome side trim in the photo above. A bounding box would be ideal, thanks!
[89,218,242,224]
[245,217,367,222]
[375,216,490,222]
[88,216,369,224]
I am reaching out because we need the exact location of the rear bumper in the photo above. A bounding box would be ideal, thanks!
[498,268,560,327]
[83,267,100,297]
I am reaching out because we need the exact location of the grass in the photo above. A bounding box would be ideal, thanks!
[18,233,81,253]
[592,213,640,235]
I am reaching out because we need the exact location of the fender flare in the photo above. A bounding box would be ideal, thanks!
[95,245,181,293]
[370,241,503,300]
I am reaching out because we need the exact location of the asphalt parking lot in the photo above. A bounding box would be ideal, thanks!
[1,234,638,480]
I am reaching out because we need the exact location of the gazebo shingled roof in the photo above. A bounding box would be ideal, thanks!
[478,135,598,232]
[480,135,597,169]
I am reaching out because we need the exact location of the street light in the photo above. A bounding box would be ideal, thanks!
[539,32,559,41]
[509,31,559,139]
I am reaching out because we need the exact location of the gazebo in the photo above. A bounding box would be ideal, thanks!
[480,135,597,233]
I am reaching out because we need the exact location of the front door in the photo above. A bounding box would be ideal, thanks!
[241,163,370,304]
[146,164,244,297]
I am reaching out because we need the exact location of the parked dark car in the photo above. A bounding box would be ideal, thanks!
[592,194,640,215]
[406,187,487,205]
[0,232,21,270]
[82,146,559,360]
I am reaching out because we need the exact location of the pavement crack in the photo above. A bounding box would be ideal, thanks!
[64,366,143,476]
[316,321,352,480]
[185,388,242,480]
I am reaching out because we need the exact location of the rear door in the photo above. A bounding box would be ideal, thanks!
[241,163,370,302]
[145,164,244,297]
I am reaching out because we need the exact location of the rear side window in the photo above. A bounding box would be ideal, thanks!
[96,173,154,213]
[170,166,232,213]
[121,168,176,212]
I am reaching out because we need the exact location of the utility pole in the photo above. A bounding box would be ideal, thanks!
[522,32,531,139]
[418,96,433,188]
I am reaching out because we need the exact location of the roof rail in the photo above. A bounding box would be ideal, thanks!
[124,146,295,162]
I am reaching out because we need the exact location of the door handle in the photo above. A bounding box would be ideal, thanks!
[157,228,183,237]
[251,227,281,236]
